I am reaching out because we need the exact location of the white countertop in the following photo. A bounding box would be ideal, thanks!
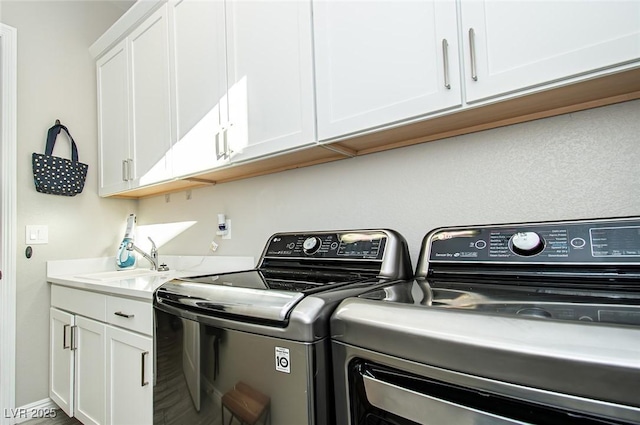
[47,255,255,300]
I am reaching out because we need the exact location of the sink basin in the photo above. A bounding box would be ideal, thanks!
[77,269,169,282]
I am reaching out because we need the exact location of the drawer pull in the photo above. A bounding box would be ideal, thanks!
[114,311,135,318]
[141,351,149,387]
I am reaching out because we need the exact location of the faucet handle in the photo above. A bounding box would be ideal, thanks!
[148,237,157,255]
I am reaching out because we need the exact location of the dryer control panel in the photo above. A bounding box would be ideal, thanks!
[426,217,640,264]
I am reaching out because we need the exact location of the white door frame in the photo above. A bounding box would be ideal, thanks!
[0,23,18,425]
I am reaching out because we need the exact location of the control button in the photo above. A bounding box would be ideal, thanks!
[510,232,545,256]
[330,242,339,250]
[302,237,322,255]
[579,316,594,322]
[474,240,487,249]
[516,307,552,319]
[570,238,586,249]
[286,242,295,250]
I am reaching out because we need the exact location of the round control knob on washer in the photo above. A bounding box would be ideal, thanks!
[302,237,322,255]
[510,232,545,256]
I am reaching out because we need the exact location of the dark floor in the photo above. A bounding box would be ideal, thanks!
[21,409,81,425]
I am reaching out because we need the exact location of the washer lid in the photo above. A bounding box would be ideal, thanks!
[155,270,307,325]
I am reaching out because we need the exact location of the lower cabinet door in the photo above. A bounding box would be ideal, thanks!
[50,308,75,417]
[75,316,107,425]
[106,326,153,425]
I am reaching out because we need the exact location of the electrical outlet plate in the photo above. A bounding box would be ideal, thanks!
[222,219,231,240]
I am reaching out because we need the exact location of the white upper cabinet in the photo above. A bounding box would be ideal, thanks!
[224,0,316,162]
[96,40,130,196]
[460,0,640,103]
[93,0,640,196]
[313,0,461,141]
[96,5,172,196]
[169,0,315,175]
[169,0,229,177]
[129,5,172,187]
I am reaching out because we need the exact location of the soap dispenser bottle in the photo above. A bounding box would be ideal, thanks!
[116,214,136,269]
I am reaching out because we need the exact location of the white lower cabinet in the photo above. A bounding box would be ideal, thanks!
[50,286,153,425]
[50,308,75,417]
[106,326,152,425]
[74,317,107,425]
[50,310,107,425]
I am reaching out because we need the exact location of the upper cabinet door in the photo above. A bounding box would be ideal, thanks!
[169,0,229,177]
[96,40,130,196]
[461,0,640,103]
[225,0,316,162]
[313,0,461,141]
[129,5,172,187]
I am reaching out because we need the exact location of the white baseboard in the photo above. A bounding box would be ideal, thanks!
[7,398,57,424]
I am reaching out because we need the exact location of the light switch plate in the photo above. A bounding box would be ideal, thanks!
[25,225,48,244]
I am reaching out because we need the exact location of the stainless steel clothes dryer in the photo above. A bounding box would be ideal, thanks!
[332,217,640,425]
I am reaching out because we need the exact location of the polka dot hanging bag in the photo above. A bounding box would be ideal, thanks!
[32,121,88,196]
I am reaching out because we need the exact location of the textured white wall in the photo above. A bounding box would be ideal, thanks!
[138,100,640,266]
[1,1,136,406]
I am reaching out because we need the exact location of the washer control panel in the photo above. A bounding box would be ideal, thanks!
[428,217,640,264]
[265,231,387,260]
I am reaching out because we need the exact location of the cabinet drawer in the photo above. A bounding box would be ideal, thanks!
[51,285,106,322]
[106,296,152,336]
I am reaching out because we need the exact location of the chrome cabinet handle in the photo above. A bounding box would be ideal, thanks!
[141,351,149,387]
[442,39,451,89]
[223,127,229,159]
[122,160,128,182]
[114,311,134,318]
[469,28,478,81]
[215,129,225,160]
[127,159,134,181]
[70,325,77,351]
[226,123,234,157]
[63,324,70,349]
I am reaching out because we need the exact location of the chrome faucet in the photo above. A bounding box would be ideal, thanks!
[126,237,158,270]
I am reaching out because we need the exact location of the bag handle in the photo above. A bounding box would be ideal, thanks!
[45,120,80,162]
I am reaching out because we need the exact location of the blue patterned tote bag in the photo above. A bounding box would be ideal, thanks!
[32,121,88,196]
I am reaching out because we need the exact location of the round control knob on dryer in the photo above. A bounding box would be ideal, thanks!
[510,232,545,256]
[302,237,322,255]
